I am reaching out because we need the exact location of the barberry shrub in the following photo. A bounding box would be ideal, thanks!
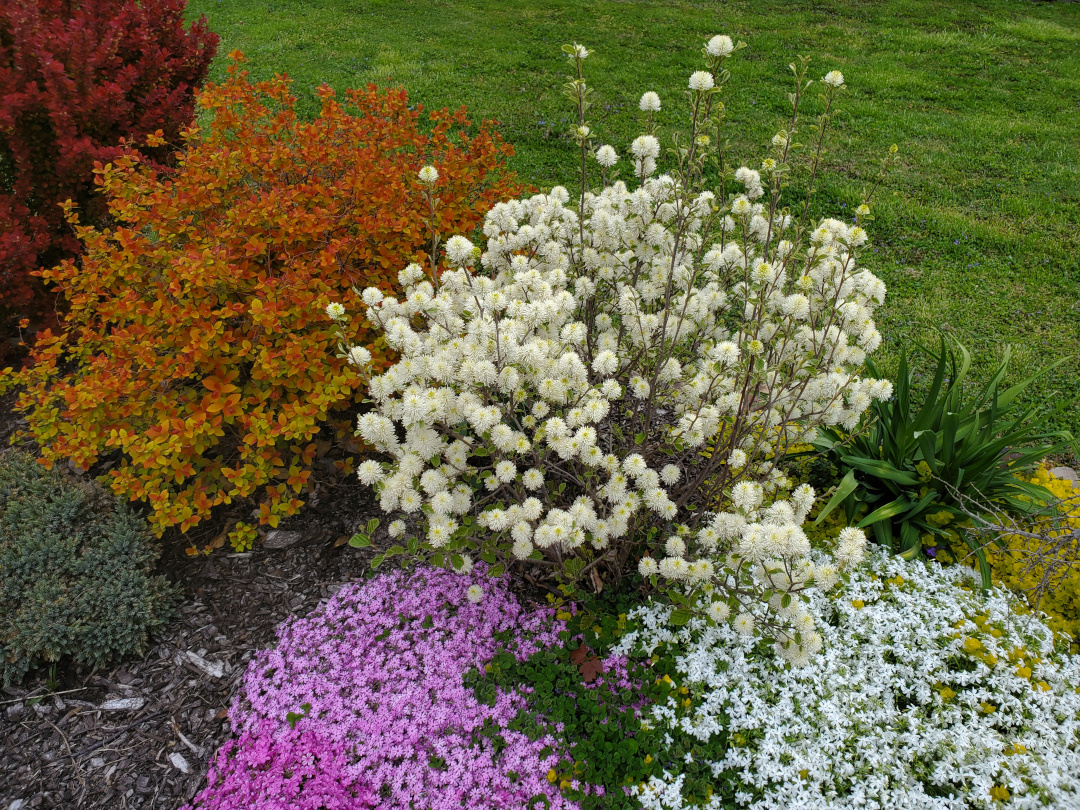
[0,0,218,348]
[9,55,522,552]
[338,39,895,663]
[0,449,178,685]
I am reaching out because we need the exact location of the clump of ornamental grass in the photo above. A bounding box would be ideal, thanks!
[615,550,1080,810]
[332,36,897,664]
[182,566,596,810]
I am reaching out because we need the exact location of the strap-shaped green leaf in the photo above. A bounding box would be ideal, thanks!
[814,469,858,526]
[845,457,920,485]
[857,497,912,528]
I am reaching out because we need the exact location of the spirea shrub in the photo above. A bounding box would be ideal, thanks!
[8,54,522,552]
[615,551,1080,809]
[183,566,593,810]
[336,37,892,660]
[0,0,217,343]
[0,449,178,685]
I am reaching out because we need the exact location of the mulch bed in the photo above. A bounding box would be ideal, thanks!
[0,386,392,810]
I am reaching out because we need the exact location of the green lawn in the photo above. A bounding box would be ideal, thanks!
[185,0,1080,446]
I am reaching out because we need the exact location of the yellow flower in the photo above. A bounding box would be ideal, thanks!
[644,754,653,764]
[979,702,997,714]
[963,637,983,654]
[990,785,1010,802]
[851,599,865,609]
[547,770,557,784]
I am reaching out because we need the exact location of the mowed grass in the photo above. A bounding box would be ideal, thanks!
[186,0,1080,445]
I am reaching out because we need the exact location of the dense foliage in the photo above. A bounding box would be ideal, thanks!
[6,55,522,552]
[0,449,178,686]
[0,0,217,349]
[812,337,1076,584]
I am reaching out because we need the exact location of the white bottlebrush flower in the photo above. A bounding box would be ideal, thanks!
[707,600,731,623]
[630,135,660,160]
[639,91,661,112]
[466,584,484,603]
[823,69,845,87]
[418,165,439,184]
[356,460,383,485]
[569,43,589,60]
[733,612,755,636]
[664,536,686,557]
[660,464,681,485]
[688,70,715,92]
[638,556,659,576]
[347,346,372,367]
[494,460,517,483]
[706,35,734,57]
[522,469,544,490]
[595,144,619,167]
[836,526,868,567]
[325,301,346,321]
[444,235,476,267]
[387,519,406,538]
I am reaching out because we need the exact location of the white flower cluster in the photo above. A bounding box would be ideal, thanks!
[338,36,891,657]
[616,552,1080,810]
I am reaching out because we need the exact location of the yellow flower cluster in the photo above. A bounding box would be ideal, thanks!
[984,468,1080,651]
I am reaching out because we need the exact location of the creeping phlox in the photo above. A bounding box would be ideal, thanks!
[333,36,892,661]
[615,551,1080,810]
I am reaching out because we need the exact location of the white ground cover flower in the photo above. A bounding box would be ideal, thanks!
[614,551,1080,809]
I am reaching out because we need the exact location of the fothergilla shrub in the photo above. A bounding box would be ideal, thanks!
[0,449,178,686]
[0,0,218,349]
[337,38,893,662]
[9,55,523,552]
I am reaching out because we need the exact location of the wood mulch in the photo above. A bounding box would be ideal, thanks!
[0,386,392,810]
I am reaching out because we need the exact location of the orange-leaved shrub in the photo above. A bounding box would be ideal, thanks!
[7,54,523,552]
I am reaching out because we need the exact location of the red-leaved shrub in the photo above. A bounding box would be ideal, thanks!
[7,55,523,553]
[0,0,218,355]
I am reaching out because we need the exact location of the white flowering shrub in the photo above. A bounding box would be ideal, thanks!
[332,36,894,657]
[615,551,1080,809]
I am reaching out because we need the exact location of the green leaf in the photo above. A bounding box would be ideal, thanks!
[366,518,381,535]
[844,457,920,486]
[669,609,692,626]
[857,497,912,528]
[348,533,371,548]
[814,469,858,525]
[635,433,645,445]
